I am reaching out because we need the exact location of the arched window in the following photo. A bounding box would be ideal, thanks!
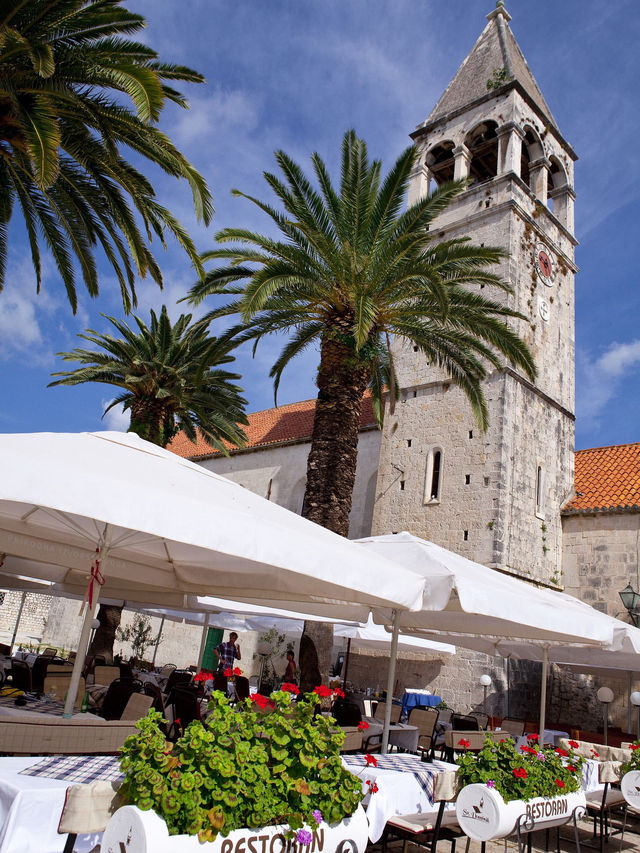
[520,126,544,189]
[424,446,443,504]
[465,121,498,185]
[547,155,567,213]
[426,141,455,187]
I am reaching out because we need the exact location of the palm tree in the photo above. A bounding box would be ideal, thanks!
[49,306,249,450]
[188,130,536,688]
[0,0,213,313]
[49,305,249,660]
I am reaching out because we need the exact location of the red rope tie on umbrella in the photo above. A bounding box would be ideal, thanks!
[80,548,106,615]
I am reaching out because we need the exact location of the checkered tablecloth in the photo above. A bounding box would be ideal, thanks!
[343,754,445,801]
[19,754,123,783]
[0,694,66,715]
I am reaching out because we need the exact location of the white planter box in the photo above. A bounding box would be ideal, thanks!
[621,769,640,810]
[101,804,369,853]
[456,784,586,841]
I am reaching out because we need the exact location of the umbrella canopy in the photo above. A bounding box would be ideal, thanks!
[0,432,425,617]
[357,533,617,646]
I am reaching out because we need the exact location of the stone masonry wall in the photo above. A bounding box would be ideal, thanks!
[0,589,52,649]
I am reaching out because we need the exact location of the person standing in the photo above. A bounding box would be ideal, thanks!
[214,631,241,673]
[283,650,297,683]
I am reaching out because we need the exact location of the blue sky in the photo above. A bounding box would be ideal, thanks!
[1,0,638,450]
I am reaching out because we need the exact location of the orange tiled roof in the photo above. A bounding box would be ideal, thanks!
[563,443,640,514]
[168,393,377,460]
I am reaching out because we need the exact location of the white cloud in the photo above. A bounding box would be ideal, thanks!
[101,399,129,432]
[577,338,640,424]
[170,90,260,148]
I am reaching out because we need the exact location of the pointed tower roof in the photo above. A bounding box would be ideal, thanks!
[424,2,557,130]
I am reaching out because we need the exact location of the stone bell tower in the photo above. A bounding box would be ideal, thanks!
[372,2,577,586]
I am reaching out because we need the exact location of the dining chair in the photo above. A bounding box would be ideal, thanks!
[168,687,202,739]
[43,673,86,709]
[31,655,52,693]
[469,711,489,730]
[499,718,526,736]
[143,681,166,715]
[584,762,627,853]
[93,665,121,687]
[339,726,364,754]
[212,672,228,694]
[101,678,141,720]
[121,692,154,721]
[234,676,251,702]
[165,669,193,694]
[409,707,439,760]
[58,780,123,853]
[10,659,32,692]
[332,699,362,727]
[374,701,401,724]
[442,728,503,762]
[159,663,177,678]
[450,712,479,731]
[42,647,58,657]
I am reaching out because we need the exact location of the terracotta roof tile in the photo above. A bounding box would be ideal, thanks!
[563,443,640,514]
[168,393,377,460]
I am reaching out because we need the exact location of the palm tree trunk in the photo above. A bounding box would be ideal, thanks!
[87,604,123,664]
[299,331,371,690]
[129,398,166,446]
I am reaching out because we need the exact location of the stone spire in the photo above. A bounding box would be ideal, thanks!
[423,3,557,130]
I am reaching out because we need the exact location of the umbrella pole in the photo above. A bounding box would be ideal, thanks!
[151,616,165,667]
[381,610,400,755]
[63,586,102,718]
[628,671,633,734]
[197,614,210,671]
[538,646,549,740]
[10,591,26,652]
[342,638,351,690]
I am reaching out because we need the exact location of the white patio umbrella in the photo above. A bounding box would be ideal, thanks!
[0,432,426,716]
[355,533,620,745]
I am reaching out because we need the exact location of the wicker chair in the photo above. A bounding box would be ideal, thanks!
[58,781,123,853]
[409,707,439,759]
[121,692,154,721]
[374,701,401,724]
[10,659,31,692]
[339,726,364,754]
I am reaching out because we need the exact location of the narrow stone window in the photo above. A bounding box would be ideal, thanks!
[468,430,473,439]
[413,390,417,398]
[407,439,412,448]
[413,345,419,352]
[400,480,405,491]
[424,446,443,504]
[463,530,469,541]
[535,464,545,518]
[465,474,471,485]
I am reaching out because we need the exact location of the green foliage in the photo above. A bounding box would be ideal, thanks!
[0,0,213,313]
[119,691,364,842]
[486,67,512,91]
[456,734,584,802]
[116,613,159,662]
[49,306,248,451]
[434,700,450,710]
[621,741,640,776]
[189,129,536,432]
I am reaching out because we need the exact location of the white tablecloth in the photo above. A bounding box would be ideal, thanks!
[342,754,457,842]
[404,688,432,695]
[0,756,101,853]
[0,706,103,722]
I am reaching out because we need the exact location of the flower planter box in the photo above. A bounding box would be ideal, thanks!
[621,769,640,810]
[456,784,586,841]
[101,804,369,853]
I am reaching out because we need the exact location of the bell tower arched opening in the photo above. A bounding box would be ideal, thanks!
[426,141,455,187]
[465,121,498,185]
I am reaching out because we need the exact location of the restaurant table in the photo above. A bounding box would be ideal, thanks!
[0,694,104,722]
[341,753,458,842]
[0,755,114,852]
[362,718,420,752]
[401,690,442,715]
[515,728,570,749]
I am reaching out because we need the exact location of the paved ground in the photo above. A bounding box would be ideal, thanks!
[369,813,640,853]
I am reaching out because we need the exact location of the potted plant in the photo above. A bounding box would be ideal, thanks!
[102,684,368,851]
[455,734,586,841]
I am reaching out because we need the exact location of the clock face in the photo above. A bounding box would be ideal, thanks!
[534,242,555,286]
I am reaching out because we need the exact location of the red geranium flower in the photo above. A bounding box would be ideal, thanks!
[365,754,377,767]
[251,693,271,710]
[568,740,580,749]
[233,667,243,676]
[358,721,370,731]
[458,739,470,748]
[555,748,569,757]
[513,768,527,779]
[282,683,300,695]
[555,779,565,789]
[567,764,578,773]
[194,670,213,683]
[590,749,599,758]
[367,781,379,794]
[631,744,640,752]
[224,667,232,677]
[333,688,345,698]
[527,733,539,741]
[313,685,332,698]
